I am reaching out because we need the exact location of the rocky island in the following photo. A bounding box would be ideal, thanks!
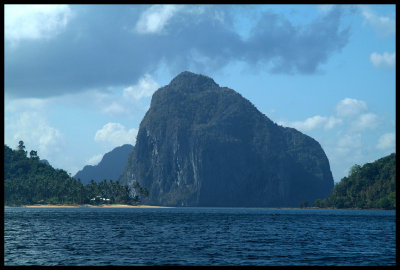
[120,71,334,207]
[74,144,134,185]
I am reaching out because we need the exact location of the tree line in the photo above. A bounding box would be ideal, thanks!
[4,141,395,209]
[4,141,148,206]
[312,153,395,210]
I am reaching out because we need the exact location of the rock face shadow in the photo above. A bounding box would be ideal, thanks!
[120,71,334,207]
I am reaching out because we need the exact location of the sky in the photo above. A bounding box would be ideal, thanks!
[4,4,396,183]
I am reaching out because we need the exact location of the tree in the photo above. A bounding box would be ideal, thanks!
[349,164,361,177]
[319,153,395,209]
[379,197,391,209]
[299,201,309,208]
[18,140,25,151]
[4,143,136,206]
[17,140,27,157]
[313,199,322,208]
[30,150,39,160]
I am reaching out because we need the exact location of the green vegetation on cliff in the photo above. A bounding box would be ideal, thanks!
[74,144,134,185]
[4,142,137,206]
[313,153,396,209]
[120,71,334,207]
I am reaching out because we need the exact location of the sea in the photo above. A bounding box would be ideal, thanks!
[4,207,396,266]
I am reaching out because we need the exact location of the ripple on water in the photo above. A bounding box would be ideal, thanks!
[4,207,396,266]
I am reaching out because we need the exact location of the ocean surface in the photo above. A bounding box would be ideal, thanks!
[4,207,396,266]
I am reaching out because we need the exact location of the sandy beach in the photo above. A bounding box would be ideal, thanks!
[10,204,174,208]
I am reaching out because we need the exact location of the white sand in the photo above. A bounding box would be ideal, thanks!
[20,204,173,208]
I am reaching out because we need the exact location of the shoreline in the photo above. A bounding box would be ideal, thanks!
[4,205,392,210]
[5,204,174,208]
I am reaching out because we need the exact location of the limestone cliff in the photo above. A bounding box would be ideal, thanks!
[119,71,334,207]
[75,144,134,185]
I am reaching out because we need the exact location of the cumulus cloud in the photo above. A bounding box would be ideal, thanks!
[86,154,103,166]
[338,133,362,148]
[324,116,343,130]
[359,5,395,37]
[5,111,65,160]
[95,123,138,149]
[40,79,152,120]
[279,115,342,132]
[5,97,48,112]
[376,132,395,150]
[135,5,182,34]
[123,74,159,100]
[370,52,395,68]
[245,5,350,74]
[5,5,351,98]
[95,73,159,117]
[102,101,127,115]
[335,98,380,131]
[352,113,379,131]
[3,96,88,173]
[292,116,329,131]
[4,4,72,45]
[335,133,362,156]
[336,98,367,117]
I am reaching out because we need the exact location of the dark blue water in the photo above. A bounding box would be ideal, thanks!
[4,207,396,266]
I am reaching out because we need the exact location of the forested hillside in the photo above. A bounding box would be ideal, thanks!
[313,153,396,209]
[4,141,136,206]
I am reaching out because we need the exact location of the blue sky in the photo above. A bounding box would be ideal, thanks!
[4,4,396,182]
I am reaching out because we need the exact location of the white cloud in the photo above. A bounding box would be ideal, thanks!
[213,9,226,24]
[280,115,342,132]
[359,5,395,37]
[95,123,138,149]
[335,133,362,156]
[376,132,395,150]
[5,97,48,112]
[324,116,343,130]
[86,154,103,166]
[276,95,391,184]
[317,5,335,14]
[290,115,326,131]
[337,133,362,148]
[336,98,367,117]
[370,52,395,68]
[352,113,379,131]
[5,4,72,45]
[4,96,84,174]
[102,101,127,115]
[5,111,65,160]
[135,5,182,34]
[57,74,159,118]
[123,74,160,100]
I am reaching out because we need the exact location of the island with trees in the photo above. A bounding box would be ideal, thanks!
[4,141,395,209]
[312,153,395,210]
[4,141,147,206]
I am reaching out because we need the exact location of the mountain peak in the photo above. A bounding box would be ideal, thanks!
[121,72,334,207]
[168,71,219,92]
[74,144,134,185]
